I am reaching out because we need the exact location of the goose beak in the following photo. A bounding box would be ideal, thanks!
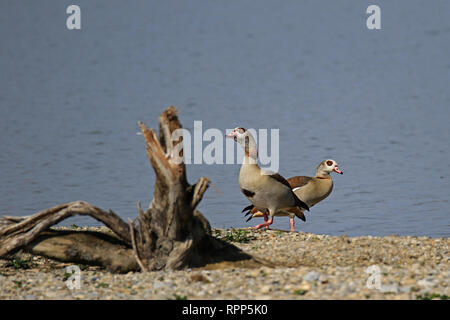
[226,132,236,139]
[334,167,343,174]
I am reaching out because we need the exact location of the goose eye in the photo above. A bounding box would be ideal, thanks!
[326,160,333,166]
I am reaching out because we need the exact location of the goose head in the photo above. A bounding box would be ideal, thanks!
[226,127,257,159]
[226,127,248,143]
[316,159,343,177]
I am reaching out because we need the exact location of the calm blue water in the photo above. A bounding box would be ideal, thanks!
[0,1,449,237]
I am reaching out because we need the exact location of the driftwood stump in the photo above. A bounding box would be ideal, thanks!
[0,106,260,273]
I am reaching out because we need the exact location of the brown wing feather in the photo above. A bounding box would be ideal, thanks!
[270,174,309,211]
[288,207,306,221]
[288,176,313,189]
[269,173,292,189]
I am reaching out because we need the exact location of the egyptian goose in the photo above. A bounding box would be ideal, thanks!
[244,159,343,231]
[226,127,309,230]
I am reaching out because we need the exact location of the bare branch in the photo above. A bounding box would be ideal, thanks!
[0,201,131,257]
[128,218,148,272]
[138,121,175,184]
[191,177,211,209]
[0,203,69,237]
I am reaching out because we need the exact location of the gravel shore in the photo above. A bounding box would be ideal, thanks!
[0,227,448,300]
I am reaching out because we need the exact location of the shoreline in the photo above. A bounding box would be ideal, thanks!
[0,227,448,300]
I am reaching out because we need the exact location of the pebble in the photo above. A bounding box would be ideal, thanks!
[399,286,411,293]
[417,279,435,288]
[152,281,166,289]
[260,285,271,294]
[297,282,311,292]
[303,271,320,282]
[380,284,399,294]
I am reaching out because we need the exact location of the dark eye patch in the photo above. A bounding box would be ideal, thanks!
[237,127,246,133]
[326,160,333,166]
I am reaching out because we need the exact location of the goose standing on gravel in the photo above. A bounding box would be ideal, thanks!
[244,159,343,231]
[226,127,309,230]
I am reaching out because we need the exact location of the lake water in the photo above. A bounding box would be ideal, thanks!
[0,0,449,237]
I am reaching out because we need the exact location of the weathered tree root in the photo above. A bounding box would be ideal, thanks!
[0,106,266,273]
[0,201,130,258]
[25,229,140,274]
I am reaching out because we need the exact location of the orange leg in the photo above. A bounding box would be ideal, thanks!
[289,217,295,232]
[264,213,270,230]
[253,215,274,230]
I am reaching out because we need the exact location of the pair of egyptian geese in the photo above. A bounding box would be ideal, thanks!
[226,127,343,232]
